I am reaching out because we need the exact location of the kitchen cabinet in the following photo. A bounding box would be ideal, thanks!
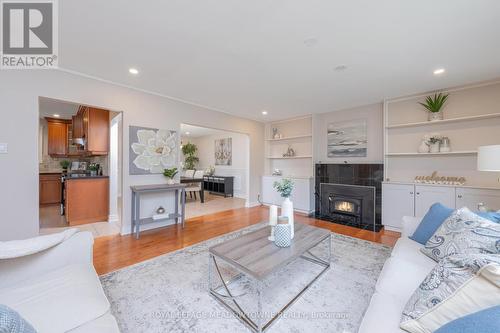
[72,107,84,140]
[83,107,109,155]
[261,176,314,213]
[415,185,456,217]
[382,182,500,231]
[46,118,70,156]
[65,177,109,225]
[39,173,62,205]
[382,183,415,230]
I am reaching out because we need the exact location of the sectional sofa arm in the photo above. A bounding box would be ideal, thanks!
[401,216,423,238]
[0,231,94,289]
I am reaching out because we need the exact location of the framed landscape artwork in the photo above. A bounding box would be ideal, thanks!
[327,119,367,157]
[129,126,178,175]
[215,137,232,165]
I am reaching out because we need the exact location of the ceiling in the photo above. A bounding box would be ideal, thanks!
[59,1,500,121]
[180,124,231,138]
[39,98,79,119]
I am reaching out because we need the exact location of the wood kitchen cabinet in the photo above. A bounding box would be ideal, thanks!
[46,118,70,157]
[39,173,62,205]
[82,107,109,155]
[65,177,109,225]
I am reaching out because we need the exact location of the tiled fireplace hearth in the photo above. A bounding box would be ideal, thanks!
[315,163,383,231]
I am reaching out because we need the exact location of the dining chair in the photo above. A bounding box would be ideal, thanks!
[186,170,205,201]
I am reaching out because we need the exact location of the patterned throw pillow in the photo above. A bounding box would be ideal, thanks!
[421,207,500,262]
[0,304,37,333]
[400,254,500,333]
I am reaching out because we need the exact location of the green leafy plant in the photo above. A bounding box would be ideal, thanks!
[182,142,199,170]
[59,160,70,170]
[163,167,178,179]
[88,163,99,171]
[419,93,449,113]
[273,178,295,198]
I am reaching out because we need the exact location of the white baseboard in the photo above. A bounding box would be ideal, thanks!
[108,214,119,223]
[383,225,401,232]
[246,201,261,208]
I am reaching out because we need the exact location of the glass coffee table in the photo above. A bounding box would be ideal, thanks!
[208,223,331,332]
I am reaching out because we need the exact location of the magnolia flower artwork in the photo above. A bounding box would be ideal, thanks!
[129,126,178,175]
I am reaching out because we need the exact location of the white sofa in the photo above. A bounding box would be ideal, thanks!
[0,232,120,333]
[359,216,436,333]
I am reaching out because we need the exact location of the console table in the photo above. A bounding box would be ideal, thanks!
[203,175,234,197]
[130,183,186,239]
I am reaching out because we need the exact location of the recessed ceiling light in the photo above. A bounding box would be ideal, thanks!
[185,131,190,135]
[261,110,268,115]
[53,114,60,118]
[433,68,445,75]
[334,64,348,71]
[303,38,318,47]
[129,68,139,75]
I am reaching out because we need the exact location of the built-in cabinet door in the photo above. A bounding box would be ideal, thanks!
[415,185,456,217]
[46,119,68,156]
[382,183,415,230]
[456,188,500,211]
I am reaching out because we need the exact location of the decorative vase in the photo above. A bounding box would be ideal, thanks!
[281,197,294,239]
[166,178,175,185]
[274,222,291,248]
[440,137,451,152]
[429,142,440,153]
[418,141,429,153]
[428,110,443,122]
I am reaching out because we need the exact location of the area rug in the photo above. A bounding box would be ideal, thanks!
[100,223,392,333]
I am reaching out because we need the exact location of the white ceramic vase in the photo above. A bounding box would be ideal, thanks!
[281,197,294,239]
[166,178,175,185]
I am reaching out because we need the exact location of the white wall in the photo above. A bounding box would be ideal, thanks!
[185,132,249,198]
[313,103,384,164]
[0,70,264,240]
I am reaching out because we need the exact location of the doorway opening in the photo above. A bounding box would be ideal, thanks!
[38,97,123,238]
[179,124,250,219]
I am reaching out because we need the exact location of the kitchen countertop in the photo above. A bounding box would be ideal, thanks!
[39,170,63,174]
[65,175,109,180]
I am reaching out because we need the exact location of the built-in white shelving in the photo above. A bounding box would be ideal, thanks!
[383,80,500,187]
[266,155,313,159]
[386,112,500,129]
[265,134,312,142]
[386,151,477,157]
[264,115,313,178]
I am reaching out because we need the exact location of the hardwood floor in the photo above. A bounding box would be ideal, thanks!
[93,206,400,275]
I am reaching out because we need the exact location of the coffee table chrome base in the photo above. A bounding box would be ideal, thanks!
[208,234,331,333]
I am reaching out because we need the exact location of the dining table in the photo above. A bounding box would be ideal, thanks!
[180,176,205,203]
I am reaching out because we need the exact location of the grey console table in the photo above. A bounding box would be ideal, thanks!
[130,183,187,239]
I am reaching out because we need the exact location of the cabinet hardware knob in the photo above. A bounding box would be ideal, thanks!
[458,195,462,198]
[416,192,420,195]
[410,192,414,195]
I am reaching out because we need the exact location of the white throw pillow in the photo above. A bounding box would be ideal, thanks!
[400,254,500,333]
[421,207,500,262]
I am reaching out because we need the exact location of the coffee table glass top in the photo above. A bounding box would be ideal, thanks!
[209,223,330,280]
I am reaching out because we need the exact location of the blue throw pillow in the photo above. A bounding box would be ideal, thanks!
[0,304,37,333]
[410,203,454,245]
[434,305,500,333]
[476,211,500,223]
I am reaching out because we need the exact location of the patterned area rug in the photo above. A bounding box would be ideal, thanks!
[101,223,392,333]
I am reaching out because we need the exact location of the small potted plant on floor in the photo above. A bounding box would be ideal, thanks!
[419,93,449,121]
[163,167,178,184]
[273,178,295,239]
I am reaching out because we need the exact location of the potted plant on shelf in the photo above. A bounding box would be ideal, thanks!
[182,142,199,170]
[419,93,449,121]
[424,133,443,153]
[273,178,295,239]
[163,167,178,184]
[60,160,70,173]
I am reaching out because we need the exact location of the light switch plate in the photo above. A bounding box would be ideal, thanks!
[0,143,8,154]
